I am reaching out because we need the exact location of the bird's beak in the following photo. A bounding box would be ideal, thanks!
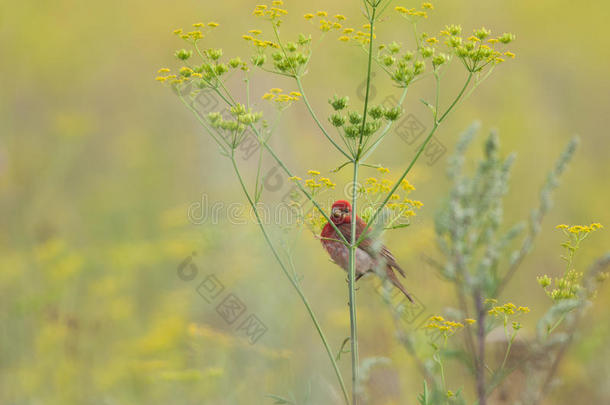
[331,208,342,219]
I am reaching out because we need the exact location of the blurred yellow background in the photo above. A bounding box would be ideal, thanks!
[1,0,608,404]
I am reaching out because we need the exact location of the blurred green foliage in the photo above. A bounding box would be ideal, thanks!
[1,1,608,404]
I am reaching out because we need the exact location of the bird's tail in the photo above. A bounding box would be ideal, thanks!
[385,265,414,303]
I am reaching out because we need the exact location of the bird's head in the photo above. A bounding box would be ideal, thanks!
[330,200,352,224]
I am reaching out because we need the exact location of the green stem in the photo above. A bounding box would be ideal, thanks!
[230,154,350,405]
[499,333,515,372]
[357,72,474,245]
[360,85,409,160]
[357,7,377,157]
[348,160,360,403]
[295,77,353,160]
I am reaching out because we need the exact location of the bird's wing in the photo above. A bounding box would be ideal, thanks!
[338,221,406,277]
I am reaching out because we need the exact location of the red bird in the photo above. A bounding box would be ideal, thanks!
[320,200,414,302]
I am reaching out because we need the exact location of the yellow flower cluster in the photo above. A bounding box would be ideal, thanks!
[289,169,336,193]
[173,21,220,42]
[538,222,604,301]
[425,315,465,337]
[253,2,288,23]
[395,4,431,19]
[287,170,338,232]
[242,33,279,49]
[303,10,346,33]
[305,170,336,191]
[337,24,378,45]
[357,171,422,227]
[262,88,302,104]
[155,72,182,85]
[487,301,530,317]
[438,25,516,68]
[556,223,603,234]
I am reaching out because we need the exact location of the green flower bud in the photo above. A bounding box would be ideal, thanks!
[420,47,434,58]
[230,103,247,116]
[364,121,381,136]
[348,111,362,125]
[402,51,414,61]
[499,33,515,44]
[175,49,193,60]
[433,53,447,67]
[229,57,243,68]
[344,125,360,138]
[388,41,401,54]
[208,112,222,125]
[474,27,491,40]
[239,114,255,125]
[448,36,462,48]
[251,54,266,66]
[447,24,462,36]
[206,48,223,61]
[329,95,349,111]
[369,106,385,120]
[537,275,551,288]
[298,33,312,45]
[456,46,468,57]
[285,42,298,52]
[382,55,395,67]
[329,114,346,127]
[215,64,228,75]
[384,107,402,121]
[296,53,308,64]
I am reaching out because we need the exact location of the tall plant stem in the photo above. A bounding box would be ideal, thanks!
[346,3,381,401]
[230,153,350,405]
[356,6,377,157]
[474,290,487,405]
[348,160,360,403]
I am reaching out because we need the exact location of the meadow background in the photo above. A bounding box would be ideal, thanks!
[1,0,608,404]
